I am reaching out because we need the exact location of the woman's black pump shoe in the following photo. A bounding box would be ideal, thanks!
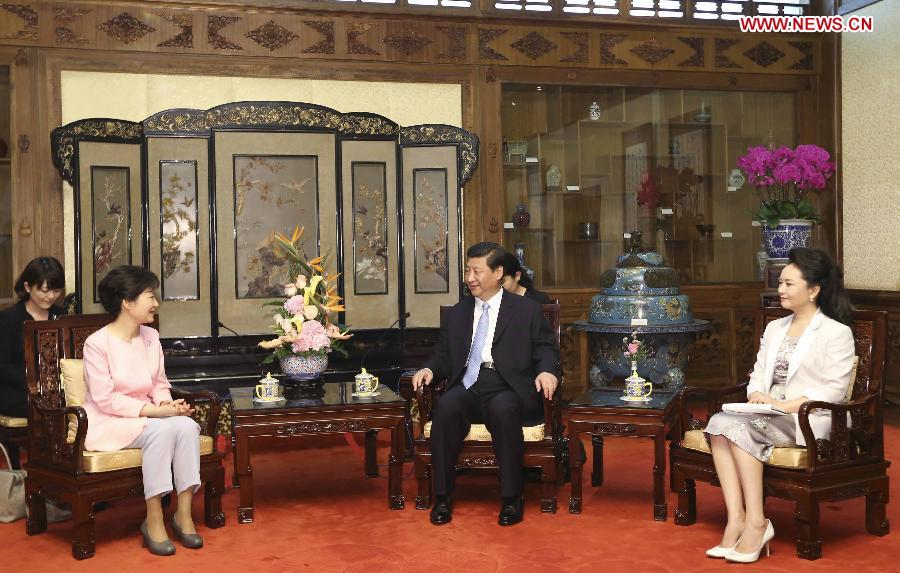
[140,521,176,556]
[170,517,204,549]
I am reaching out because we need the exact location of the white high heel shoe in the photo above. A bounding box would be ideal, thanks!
[706,536,741,558]
[725,519,774,563]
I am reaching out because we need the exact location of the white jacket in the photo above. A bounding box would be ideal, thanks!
[746,309,855,446]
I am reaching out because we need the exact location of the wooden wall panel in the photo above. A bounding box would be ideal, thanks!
[0,2,820,75]
[849,290,900,403]
[0,2,838,397]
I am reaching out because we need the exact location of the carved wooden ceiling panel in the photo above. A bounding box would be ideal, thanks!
[0,1,819,75]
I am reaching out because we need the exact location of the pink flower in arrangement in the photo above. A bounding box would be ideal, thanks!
[738,145,834,191]
[283,295,305,315]
[627,342,640,355]
[291,320,331,353]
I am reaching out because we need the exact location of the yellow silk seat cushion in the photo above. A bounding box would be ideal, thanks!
[0,415,27,428]
[83,435,214,473]
[423,420,545,442]
[680,355,859,470]
[682,429,808,469]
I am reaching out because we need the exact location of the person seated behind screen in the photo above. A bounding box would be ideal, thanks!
[498,251,552,304]
[702,248,854,563]
[412,242,560,527]
[0,257,66,420]
[82,265,204,556]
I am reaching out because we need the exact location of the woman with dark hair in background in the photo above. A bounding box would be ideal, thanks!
[499,251,552,304]
[82,265,203,556]
[703,248,854,563]
[0,257,66,420]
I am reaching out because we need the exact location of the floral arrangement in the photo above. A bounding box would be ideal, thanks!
[622,332,653,363]
[258,226,351,363]
[737,144,835,228]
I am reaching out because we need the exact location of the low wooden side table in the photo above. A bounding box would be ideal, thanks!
[567,388,680,520]
[230,382,407,523]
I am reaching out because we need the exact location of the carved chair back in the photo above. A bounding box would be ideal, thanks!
[23,313,158,470]
[757,307,887,463]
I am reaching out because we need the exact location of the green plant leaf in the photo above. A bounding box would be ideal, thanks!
[796,198,816,219]
[778,201,798,219]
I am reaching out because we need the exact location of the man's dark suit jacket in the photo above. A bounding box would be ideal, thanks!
[423,289,560,409]
[0,300,65,416]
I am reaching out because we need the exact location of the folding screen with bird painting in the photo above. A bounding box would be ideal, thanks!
[232,155,319,299]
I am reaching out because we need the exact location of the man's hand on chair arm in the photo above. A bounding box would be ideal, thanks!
[535,372,558,400]
[412,368,434,391]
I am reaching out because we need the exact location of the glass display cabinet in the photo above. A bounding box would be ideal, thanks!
[501,84,797,288]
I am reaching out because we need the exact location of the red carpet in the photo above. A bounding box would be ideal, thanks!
[2,427,899,571]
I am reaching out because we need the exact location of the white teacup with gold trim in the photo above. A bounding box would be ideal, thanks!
[254,372,282,402]
[354,368,380,397]
[621,371,653,402]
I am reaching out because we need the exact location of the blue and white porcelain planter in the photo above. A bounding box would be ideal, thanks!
[280,353,328,381]
[762,219,813,259]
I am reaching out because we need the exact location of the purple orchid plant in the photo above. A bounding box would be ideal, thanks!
[737,144,835,228]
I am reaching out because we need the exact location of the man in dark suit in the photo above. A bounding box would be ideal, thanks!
[412,242,559,526]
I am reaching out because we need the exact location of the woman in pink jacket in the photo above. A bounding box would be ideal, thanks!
[83,265,203,556]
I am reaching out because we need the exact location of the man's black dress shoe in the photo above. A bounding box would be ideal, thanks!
[498,495,524,526]
[430,495,453,525]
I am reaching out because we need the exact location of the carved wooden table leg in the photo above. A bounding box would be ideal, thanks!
[235,428,254,523]
[365,429,379,477]
[568,427,584,514]
[388,419,405,509]
[231,433,240,488]
[591,434,604,487]
[652,426,667,521]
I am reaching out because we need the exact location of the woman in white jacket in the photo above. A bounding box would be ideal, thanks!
[704,248,854,563]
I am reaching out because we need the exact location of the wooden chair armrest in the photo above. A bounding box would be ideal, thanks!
[29,401,86,473]
[542,387,563,439]
[414,379,446,436]
[171,388,221,438]
[797,393,880,471]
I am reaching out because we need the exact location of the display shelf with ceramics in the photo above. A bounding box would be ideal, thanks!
[501,84,799,289]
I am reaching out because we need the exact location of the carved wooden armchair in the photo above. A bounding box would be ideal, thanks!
[22,314,226,559]
[669,308,888,559]
[403,303,564,513]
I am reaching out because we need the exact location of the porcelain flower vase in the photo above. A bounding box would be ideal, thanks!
[280,353,329,399]
[761,219,813,259]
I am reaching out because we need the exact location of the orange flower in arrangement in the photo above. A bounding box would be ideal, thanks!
[258,226,352,364]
